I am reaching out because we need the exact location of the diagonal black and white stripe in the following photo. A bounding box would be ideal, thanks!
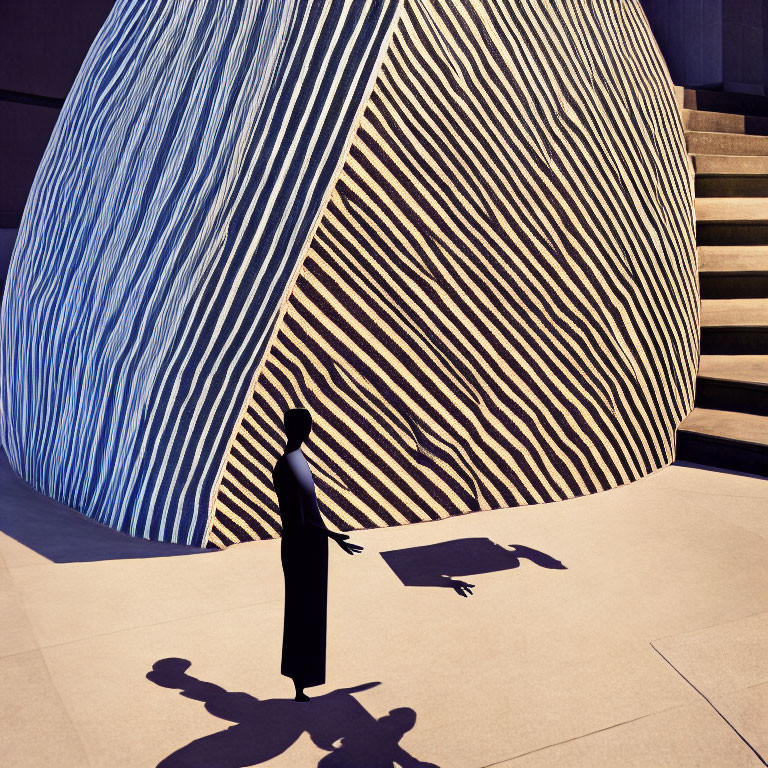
[210,0,697,547]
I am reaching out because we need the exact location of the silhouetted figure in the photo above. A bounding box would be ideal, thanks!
[273,409,363,702]
[381,538,566,596]
[148,659,440,767]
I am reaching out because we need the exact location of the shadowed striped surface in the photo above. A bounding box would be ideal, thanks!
[0,0,399,545]
[209,0,698,547]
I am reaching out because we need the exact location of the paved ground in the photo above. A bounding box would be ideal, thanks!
[1,451,767,768]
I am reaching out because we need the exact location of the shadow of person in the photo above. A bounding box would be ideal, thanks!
[508,544,567,570]
[380,538,566,596]
[148,659,439,767]
[318,707,439,768]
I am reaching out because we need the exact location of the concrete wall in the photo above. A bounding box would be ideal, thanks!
[2,2,115,100]
[0,1,113,295]
[0,230,17,299]
[0,101,61,228]
[642,0,768,94]
[723,0,768,94]
[642,0,724,89]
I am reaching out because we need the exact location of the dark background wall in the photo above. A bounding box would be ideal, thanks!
[642,0,768,94]
[1,0,765,297]
[0,1,114,293]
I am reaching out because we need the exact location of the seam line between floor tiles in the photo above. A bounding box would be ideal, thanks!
[663,486,768,501]
[701,504,768,545]
[37,644,94,766]
[478,703,692,768]
[650,607,768,644]
[651,643,768,767]
[3,597,282,659]
[477,616,768,768]
[2,592,277,766]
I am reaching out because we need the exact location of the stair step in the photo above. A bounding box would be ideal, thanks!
[698,223,768,246]
[701,298,768,326]
[698,245,768,298]
[683,88,768,117]
[699,354,768,384]
[679,407,768,442]
[699,245,768,271]
[695,198,768,221]
[700,298,768,353]
[693,155,768,175]
[695,175,768,197]
[696,355,768,415]
[693,154,768,196]
[676,408,768,475]
[687,131,768,156]
[700,273,768,299]
[683,109,768,135]
[696,198,768,245]
[692,155,768,178]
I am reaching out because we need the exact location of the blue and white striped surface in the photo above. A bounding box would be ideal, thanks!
[0,0,400,545]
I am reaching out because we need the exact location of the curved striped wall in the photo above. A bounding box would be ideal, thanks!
[0,0,398,545]
[0,0,697,548]
[208,0,698,547]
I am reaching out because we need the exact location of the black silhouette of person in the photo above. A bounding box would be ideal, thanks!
[273,408,363,702]
[148,659,440,767]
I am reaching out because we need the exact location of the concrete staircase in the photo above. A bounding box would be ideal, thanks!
[677,89,768,476]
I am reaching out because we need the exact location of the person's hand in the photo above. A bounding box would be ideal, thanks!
[335,534,363,555]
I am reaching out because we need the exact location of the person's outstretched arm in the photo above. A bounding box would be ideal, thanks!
[301,504,363,555]
[392,745,440,767]
[286,452,363,554]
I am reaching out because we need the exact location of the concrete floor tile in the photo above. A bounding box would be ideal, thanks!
[0,531,52,569]
[356,648,697,768]
[711,682,768,760]
[39,575,697,768]
[653,612,768,698]
[489,702,764,768]
[1,461,767,766]
[696,493,768,543]
[650,464,768,500]
[0,591,39,658]
[0,549,13,591]
[39,602,339,768]
[9,540,283,647]
[0,651,90,767]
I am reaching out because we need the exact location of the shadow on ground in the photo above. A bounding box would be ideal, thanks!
[148,658,440,767]
[381,538,566,596]
[0,449,209,562]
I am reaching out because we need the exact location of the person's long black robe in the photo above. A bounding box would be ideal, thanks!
[273,450,335,688]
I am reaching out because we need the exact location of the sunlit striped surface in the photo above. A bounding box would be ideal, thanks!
[0,0,398,545]
[209,0,697,547]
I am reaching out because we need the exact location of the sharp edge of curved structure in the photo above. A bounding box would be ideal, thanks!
[0,0,399,545]
[208,0,698,547]
[0,0,697,548]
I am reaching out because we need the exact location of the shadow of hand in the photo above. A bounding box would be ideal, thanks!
[448,579,475,597]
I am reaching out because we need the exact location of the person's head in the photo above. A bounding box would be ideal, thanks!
[378,707,417,736]
[283,408,312,448]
